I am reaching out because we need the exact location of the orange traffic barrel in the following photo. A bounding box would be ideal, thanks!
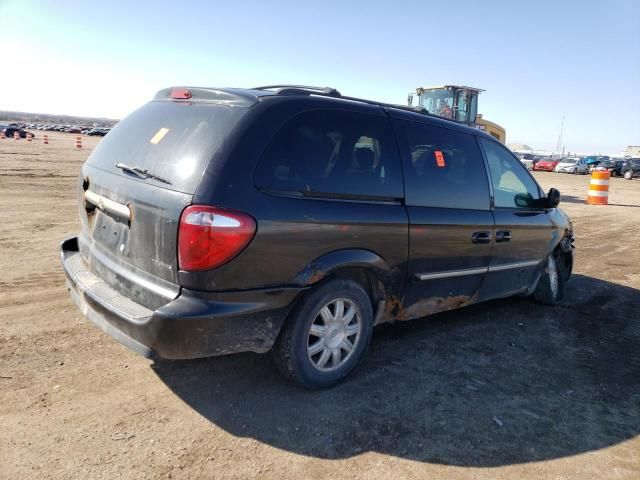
[26,132,32,142]
[14,131,19,140]
[0,130,5,139]
[75,136,82,148]
[587,170,609,205]
[43,134,49,145]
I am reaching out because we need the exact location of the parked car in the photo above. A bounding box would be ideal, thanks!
[583,155,609,169]
[520,157,533,170]
[610,159,626,177]
[591,158,620,175]
[60,85,574,388]
[2,126,30,138]
[554,157,588,174]
[518,153,535,170]
[621,158,640,180]
[87,128,108,136]
[533,157,560,171]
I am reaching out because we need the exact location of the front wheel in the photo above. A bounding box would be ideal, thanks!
[534,253,565,305]
[571,168,577,174]
[272,279,373,389]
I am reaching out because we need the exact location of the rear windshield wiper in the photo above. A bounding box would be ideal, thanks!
[115,162,171,185]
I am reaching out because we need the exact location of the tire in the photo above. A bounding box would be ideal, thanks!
[272,279,373,389]
[624,170,633,180]
[571,168,577,174]
[534,253,565,305]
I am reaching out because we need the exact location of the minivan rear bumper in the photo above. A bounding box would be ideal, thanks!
[61,237,302,359]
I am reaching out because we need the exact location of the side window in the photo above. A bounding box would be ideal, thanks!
[395,120,490,210]
[254,110,403,199]
[479,138,542,209]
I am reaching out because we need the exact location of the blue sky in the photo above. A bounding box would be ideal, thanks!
[1,0,638,152]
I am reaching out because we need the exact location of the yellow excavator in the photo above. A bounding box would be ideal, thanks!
[407,85,506,143]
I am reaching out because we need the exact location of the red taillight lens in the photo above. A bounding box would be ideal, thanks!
[178,205,256,272]
[170,87,192,99]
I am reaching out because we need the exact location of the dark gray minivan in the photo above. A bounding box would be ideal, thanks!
[61,85,574,388]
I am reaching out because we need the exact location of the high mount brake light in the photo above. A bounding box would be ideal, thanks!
[178,205,256,271]
[170,88,192,99]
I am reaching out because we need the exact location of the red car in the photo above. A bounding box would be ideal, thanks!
[533,159,559,171]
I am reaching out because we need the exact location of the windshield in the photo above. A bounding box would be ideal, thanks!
[419,89,454,119]
[561,158,577,164]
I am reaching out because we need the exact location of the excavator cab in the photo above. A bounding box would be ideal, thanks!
[408,85,482,125]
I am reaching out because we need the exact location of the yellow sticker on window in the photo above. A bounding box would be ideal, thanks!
[150,127,169,144]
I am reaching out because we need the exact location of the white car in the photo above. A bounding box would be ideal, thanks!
[554,157,588,174]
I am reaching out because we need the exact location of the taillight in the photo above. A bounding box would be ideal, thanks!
[178,205,256,272]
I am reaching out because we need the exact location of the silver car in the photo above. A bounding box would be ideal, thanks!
[555,157,588,174]
[518,154,535,170]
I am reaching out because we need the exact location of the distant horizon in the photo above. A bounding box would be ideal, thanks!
[0,109,119,122]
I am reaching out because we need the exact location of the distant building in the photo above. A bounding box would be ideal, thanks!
[625,145,640,157]
[508,143,533,152]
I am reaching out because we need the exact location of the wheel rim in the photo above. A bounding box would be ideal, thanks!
[306,298,362,372]
[548,256,559,298]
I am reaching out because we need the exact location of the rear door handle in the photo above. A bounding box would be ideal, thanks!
[495,230,512,242]
[472,231,491,244]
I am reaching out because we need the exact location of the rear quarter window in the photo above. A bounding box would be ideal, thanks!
[254,110,403,200]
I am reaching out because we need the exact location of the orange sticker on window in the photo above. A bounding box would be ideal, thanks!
[434,150,446,167]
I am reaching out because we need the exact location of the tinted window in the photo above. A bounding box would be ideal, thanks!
[395,120,490,209]
[87,101,247,193]
[254,110,403,199]
[479,138,542,209]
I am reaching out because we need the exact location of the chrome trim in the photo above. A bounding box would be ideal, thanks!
[415,259,541,281]
[488,260,541,272]
[415,267,488,281]
[85,190,130,221]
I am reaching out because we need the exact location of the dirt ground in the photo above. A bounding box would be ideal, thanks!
[1,131,639,480]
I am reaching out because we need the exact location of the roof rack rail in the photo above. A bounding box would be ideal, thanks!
[253,84,456,122]
[253,85,341,97]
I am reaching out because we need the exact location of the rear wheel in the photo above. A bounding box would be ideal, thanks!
[272,279,373,389]
[534,253,565,305]
[624,170,633,180]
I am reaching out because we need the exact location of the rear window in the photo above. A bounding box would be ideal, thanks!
[87,101,247,193]
[254,110,403,200]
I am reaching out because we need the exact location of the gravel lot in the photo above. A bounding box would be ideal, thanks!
[1,132,639,479]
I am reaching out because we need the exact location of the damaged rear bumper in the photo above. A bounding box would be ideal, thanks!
[60,237,302,359]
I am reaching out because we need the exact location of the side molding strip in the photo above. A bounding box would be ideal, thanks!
[415,259,541,281]
[415,267,488,281]
[488,260,541,272]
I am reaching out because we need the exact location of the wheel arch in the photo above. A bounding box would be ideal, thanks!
[292,249,404,324]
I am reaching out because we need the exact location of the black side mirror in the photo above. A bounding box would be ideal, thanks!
[547,188,561,208]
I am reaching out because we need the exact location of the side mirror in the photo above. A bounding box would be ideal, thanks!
[547,188,561,208]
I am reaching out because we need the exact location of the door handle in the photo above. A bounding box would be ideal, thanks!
[472,231,491,244]
[495,230,512,242]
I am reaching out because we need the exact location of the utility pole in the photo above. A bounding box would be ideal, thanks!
[556,115,564,154]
